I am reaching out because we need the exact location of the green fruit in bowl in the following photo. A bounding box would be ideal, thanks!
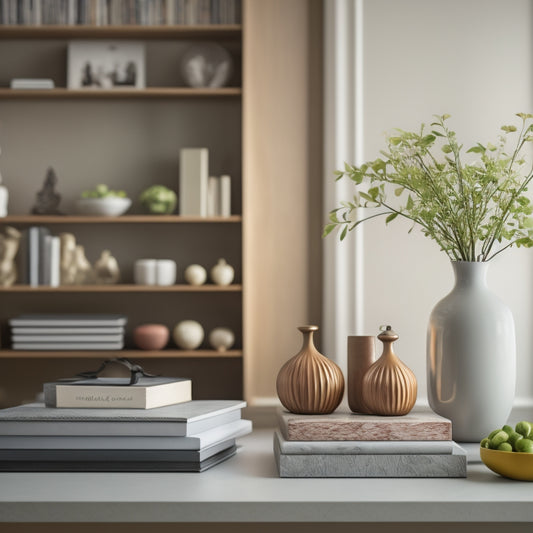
[515,438,533,453]
[81,184,128,199]
[481,422,533,453]
[139,185,177,215]
[515,421,532,438]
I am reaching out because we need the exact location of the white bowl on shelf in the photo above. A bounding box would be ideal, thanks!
[75,197,132,217]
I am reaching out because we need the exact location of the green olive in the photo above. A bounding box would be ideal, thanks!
[502,424,514,436]
[497,442,513,452]
[515,421,532,438]
[515,438,533,453]
[489,430,509,448]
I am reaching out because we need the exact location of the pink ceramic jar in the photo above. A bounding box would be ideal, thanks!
[133,324,170,351]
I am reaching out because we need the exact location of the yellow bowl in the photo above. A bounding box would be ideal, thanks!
[480,447,533,481]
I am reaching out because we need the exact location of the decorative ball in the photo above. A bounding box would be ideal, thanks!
[184,264,207,286]
[210,258,234,286]
[133,324,169,351]
[181,42,233,88]
[173,320,204,350]
[208,327,235,352]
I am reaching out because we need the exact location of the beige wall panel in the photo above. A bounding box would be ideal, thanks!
[243,0,323,404]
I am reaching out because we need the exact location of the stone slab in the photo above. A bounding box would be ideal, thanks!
[273,435,467,478]
[278,408,452,441]
[274,431,454,455]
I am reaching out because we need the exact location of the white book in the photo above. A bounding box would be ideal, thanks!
[0,400,246,437]
[207,175,220,216]
[220,174,231,216]
[28,227,39,287]
[13,334,124,343]
[179,147,208,216]
[11,327,125,335]
[49,236,60,287]
[44,377,192,409]
[9,314,128,327]
[0,419,252,450]
[12,342,124,351]
[10,79,55,89]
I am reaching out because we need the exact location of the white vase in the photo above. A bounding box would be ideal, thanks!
[427,261,516,442]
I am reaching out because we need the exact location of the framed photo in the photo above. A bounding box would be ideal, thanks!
[67,41,146,90]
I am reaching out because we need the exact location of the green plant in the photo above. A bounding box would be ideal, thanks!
[324,113,533,262]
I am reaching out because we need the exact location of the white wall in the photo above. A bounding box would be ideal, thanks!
[351,0,533,405]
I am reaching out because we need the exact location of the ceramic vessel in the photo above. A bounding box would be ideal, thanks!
[156,260,177,286]
[134,259,157,285]
[173,320,204,350]
[94,250,120,284]
[76,197,131,216]
[181,42,233,88]
[210,258,234,286]
[347,335,375,414]
[133,324,170,351]
[184,264,207,286]
[276,325,344,415]
[208,327,235,352]
[427,261,516,442]
[362,326,417,416]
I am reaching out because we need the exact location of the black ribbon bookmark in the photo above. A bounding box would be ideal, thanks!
[66,358,158,386]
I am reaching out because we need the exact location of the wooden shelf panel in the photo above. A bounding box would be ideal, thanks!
[0,349,243,359]
[0,87,242,99]
[0,215,242,224]
[0,284,242,292]
[0,24,242,39]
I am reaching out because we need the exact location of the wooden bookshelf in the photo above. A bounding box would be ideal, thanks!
[0,349,243,359]
[0,88,242,99]
[0,25,242,40]
[0,284,242,292]
[0,215,242,224]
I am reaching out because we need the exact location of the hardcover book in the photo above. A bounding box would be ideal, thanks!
[44,377,192,409]
[9,314,128,327]
[277,409,452,441]
[0,400,246,437]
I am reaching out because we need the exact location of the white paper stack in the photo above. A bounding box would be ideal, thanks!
[9,314,127,350]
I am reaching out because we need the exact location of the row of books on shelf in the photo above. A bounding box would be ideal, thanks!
[0,369,251,471]
[0,0,241,26]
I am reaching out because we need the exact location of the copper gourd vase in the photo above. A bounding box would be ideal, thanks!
[361,326,417,416]
[276,325,345,414]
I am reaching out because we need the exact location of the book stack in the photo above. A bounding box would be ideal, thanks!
[9,314,127,350]
[0,400,251,472]
[274,409,467,478]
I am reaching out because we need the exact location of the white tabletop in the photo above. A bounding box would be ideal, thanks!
[0,429,531,524]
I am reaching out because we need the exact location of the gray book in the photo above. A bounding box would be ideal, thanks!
[11,327,125,334]
[28,227,40,287]
[0,445,237,472]
[0,400,246,437]
[0,419,252,450]
[9,314,128,327]
[0,437,235,462]
[275,431,455,455]
[12,342,125,351]
[273,433,466,478]
[13,334,124,343]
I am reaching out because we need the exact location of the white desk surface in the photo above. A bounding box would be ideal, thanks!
[0,428,531,524]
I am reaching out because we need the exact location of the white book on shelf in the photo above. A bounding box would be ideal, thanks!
[28,227,39,287]
[179,147,208,216]
[207,175,220,216]
[220,174,231,216]
[49,236,60,287]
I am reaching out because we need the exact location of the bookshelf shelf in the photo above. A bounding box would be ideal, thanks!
[0,215,242,224]
[0,88,242,99]
[0,349,243,359]
[0,284,242,292]
[0,24,242,40]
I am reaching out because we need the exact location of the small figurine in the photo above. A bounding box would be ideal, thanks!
[0,226,21,286]
[73,245,94,285]
[32,167,63,215]
[94,250,120,284]
[60,232,77,285]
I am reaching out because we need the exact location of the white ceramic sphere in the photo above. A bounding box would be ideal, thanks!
[184,264,207,286]
[210,258,235,286]
[173,320,204,350]
[208,327,235,352]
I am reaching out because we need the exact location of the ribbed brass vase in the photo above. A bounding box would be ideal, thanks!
[361,326,417,416]
[276,325,345,414]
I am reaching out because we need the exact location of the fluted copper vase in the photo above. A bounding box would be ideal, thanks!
[276,325,344,414]
[362,326,417,416]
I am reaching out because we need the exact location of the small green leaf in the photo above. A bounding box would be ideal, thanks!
[322,224,337,237]
[442,144,453,154]
[340,225,348,241]
[394,187,404,197]
[385,212,399,224]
